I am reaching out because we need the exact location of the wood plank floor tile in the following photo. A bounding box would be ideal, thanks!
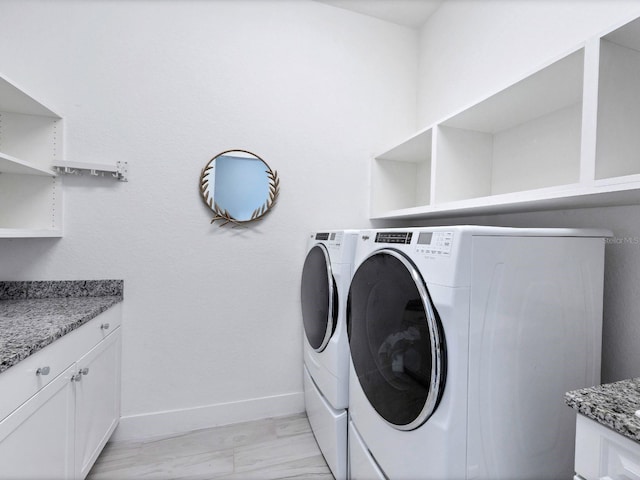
[215,455,333,480]
[89,449,234,480]
[137,417,276,460]
[233,432,325,473]
[87,413,333,480]
[274,412,312,438]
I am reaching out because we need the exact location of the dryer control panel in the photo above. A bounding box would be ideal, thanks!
[315,231,343,245]
[415,231,453,257]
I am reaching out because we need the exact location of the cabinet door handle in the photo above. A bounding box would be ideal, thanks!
[71,368,89,382]
[35,366,50,376]
[100,323,110,330]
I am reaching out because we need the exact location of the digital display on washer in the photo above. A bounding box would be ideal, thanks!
[417,232,433,245]
[375,232,413,244]
[315,233,330,241]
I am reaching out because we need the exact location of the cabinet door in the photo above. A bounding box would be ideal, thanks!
[575,415,640,480]
[74,329,121,479]
[0,365,75,479]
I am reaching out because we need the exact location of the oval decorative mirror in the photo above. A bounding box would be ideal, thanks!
[200,149,280,226]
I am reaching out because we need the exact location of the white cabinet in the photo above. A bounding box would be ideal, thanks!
[74,331,122,479]
[0,73,63,237]
[0,365,75,479]
[574,414,640,480]
[0,305,122,479]
[371,13,640,220]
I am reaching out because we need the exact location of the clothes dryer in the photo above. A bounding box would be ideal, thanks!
[347,226,609,480]
[301,230,358,480]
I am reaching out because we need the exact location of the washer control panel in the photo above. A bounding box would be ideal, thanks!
[415,231,453,257]
[374,232,413,244]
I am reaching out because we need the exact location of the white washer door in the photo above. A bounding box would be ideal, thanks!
[301,244,338,352]
[347,248,446,430]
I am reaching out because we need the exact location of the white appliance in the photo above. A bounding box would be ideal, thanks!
[301,230,358,480]
[347,226,609,480]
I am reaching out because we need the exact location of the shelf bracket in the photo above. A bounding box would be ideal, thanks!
[53,161,128,182]
[114,161,128,182]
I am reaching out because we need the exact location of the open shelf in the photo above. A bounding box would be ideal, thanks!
[0,76,59,118]
[0,151,56,176]
[371,129,432,216]
[0,72,63,237]
[0,228,62,238]
[372,181,640,221]
[0,174,61,233]
[435,49,583,203]
[370,12,640,221]
[595,17,640,180]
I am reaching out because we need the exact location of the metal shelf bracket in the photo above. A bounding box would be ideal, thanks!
[53,161,128,182]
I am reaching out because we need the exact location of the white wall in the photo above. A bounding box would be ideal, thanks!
[410,0,640,384]
[0,0,418,439]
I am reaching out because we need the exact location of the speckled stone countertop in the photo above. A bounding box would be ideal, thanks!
[0,280,123,374]
[566,378,640,443]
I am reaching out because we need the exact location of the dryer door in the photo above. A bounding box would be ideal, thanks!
[347,249,446,431]
[301,244,338,352]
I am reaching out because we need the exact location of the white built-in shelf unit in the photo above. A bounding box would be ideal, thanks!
[0,75,62,237]
[371,13,640,220]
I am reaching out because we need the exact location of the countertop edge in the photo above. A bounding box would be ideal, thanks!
[0,281,124,374]
[565,378,640,444]
[0,279,124,300]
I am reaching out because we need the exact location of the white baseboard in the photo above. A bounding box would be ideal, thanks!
[111,391,305,442]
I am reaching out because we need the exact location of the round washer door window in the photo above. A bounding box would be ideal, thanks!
[347,249,446,430]
[301,244,338,352]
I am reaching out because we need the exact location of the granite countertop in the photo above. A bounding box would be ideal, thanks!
[0,280,123,374]
[565,377,640,443]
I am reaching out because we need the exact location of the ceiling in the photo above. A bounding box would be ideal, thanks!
[313,0,444,29]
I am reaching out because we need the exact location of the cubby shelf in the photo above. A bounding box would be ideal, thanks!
[371,13,640,221]
[0,73,63,237]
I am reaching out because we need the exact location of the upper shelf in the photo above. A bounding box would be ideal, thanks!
[441,48,584,134]
[0,72,63,237]
[371,179,640,220]
[370,13,640,221]
[0,151,56,176]
[0,228,62,239]
[377,128,432,163]
[0,75,60,118]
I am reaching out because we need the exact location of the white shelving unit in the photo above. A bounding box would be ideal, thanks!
[0,75,62,237]
[371,14,640,220]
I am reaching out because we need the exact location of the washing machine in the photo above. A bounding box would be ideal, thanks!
[347,226,610,480]
[301,230,358,480]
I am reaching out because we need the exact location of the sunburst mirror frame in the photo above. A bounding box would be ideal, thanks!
[200,149,280,227]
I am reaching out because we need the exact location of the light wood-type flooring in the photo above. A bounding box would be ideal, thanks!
[87,413,334,479]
